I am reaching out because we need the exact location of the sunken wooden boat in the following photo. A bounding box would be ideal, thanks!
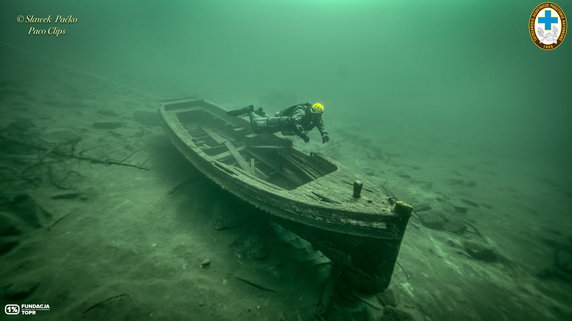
[159,98,412,293]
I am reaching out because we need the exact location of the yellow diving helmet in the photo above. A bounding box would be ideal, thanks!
[310,103,325,114]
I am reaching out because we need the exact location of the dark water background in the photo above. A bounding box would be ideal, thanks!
[2,0,572,258]
[2,0,570,168]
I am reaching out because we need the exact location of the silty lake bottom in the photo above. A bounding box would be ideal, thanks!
[0,0,571,320]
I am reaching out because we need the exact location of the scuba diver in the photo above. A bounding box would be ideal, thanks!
[228,103,330,144]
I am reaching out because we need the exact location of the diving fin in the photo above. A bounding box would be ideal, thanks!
[227,105,254,116]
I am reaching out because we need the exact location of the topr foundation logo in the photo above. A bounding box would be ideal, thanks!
[529,2,567,50]
[4,303,50,316]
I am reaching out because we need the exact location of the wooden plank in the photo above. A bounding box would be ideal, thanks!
[187,129,208,139]
[202,127,227,144]
[187,127,206,133]
[254,167,270,180]
[248,158,270,180]
[290,152,322,178]
[202,143,226,152]
[249,145,287,149]
[212,152,231,161]
[212,146,244,160]
[248,150,307,187]
[224,141,250,171]
[247,150,281,174]
[282,153,320,180]
[211,129,236,143]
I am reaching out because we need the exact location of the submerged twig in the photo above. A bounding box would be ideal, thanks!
[72,153,150,170]
[82,293,131,314]
[19,142,62,176]
[233,276,277,293]
[463,221,487,242]
[78,144,106,156]
[47,164,73,190]
[319,138,348,151]
[139,154,152,167]
[69,138,81,156]
[119,148,143,163]
[396,261,409,280]
[47,213,70,231]
[348,292,383,310]
[167,176,192,195]
[0,135,149,170]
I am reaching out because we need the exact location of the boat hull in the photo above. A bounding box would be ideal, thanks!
[159,98,411,293]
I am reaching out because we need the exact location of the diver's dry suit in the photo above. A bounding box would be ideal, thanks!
[231,103,329,143]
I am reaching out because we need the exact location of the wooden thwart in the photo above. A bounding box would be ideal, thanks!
[202,127,226,144]
[211,146,244,161]
[224,141,250,171]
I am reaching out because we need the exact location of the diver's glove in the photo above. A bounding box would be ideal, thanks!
[322,134,329,144]
[301,133,310,143]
